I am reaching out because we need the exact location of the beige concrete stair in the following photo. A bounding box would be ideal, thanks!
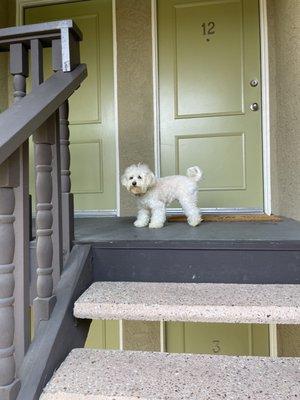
[74,282,300,324]
[40,349,300,399]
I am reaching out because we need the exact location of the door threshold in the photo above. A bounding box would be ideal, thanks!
[75,210,117,218]
[168,214,282,223]
[166,208,282,222]
[167,207,264,215]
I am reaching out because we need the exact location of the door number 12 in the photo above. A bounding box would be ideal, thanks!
[201,21,216,36]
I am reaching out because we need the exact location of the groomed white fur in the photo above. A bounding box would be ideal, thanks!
[121,163,203,228]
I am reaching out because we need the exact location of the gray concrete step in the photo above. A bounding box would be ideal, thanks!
[74,282,300,324]
[40,349,300,400]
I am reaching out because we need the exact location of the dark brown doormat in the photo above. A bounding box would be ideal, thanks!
[168,214,282,222]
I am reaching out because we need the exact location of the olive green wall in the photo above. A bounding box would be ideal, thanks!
[116,0,155,216]
[2,0,299,219]
[0,0,8,113]
[0,0,16,110]
[268,0,300,220]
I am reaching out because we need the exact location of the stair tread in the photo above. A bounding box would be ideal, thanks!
[75,217,300,246]
[40,349,300,400]
[74,282,300,324]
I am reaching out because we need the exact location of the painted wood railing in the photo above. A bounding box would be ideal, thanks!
[0,21,87,400]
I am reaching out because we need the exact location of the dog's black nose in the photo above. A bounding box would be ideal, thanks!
[132,181,137,186]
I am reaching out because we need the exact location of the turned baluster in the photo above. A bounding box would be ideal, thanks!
[33,116,57,329]
[0,42,30,399]
[59,100,74,261]
[0,159,21,399]
[60,101,71,194]
[32,39,59,326]
[10,43,31,374]
[31,39,63,289]
[51,110,63,282]
[53,40,74,262]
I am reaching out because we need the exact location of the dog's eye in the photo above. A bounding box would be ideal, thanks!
[129,177,133,180]
[138,175,142,179]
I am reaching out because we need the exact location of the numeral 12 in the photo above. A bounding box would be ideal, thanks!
[201,21,215,35]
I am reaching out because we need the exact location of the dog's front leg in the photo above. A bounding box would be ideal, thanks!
[134,208,150,227]
[149,203,166,229]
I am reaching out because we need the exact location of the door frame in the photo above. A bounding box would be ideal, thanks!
[17,0,121,217]
[152,0,272,215]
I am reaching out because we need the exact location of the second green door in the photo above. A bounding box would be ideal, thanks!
[26,0,116,212]
[158,0,264,210]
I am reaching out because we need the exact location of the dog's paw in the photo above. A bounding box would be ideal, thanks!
[149,221,164,229]
[187,216,203,227]
[134,220,149,228]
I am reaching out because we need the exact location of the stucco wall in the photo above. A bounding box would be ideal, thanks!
[116,0,155,216]
[115,0,160,350]
[123,321,160,351]
[268,0,300,356]
[268,0,300,220]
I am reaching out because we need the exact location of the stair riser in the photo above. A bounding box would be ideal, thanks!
[92,247,300,284]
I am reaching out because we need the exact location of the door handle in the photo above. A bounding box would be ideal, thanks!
[250,102,259,111]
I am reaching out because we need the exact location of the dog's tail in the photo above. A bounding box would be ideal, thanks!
[186,166,203,182]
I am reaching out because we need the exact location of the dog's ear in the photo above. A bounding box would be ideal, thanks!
[121,173,128,187]
[145,171,156,188]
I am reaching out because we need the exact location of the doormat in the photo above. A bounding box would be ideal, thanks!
[168,214,282,222]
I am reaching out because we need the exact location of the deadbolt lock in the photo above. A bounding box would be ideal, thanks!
[250,79,259,87]
[250,102,259,111]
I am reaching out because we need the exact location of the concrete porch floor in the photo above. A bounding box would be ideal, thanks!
[74,217,300,245]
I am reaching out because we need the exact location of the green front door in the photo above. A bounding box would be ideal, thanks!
[25,0,116,212]
[158,0,263,210]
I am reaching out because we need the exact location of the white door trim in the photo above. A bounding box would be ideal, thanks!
[259,0,271,215]
[152,0,272,215]
[112,0,121,216]
[151,0,161,177]
[269,324,278,357]
[17,0,120,217]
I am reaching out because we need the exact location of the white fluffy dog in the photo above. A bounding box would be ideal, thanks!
[121,163,203,228]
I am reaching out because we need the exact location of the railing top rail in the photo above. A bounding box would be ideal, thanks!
[0,20,82,51]
[0,63,87,165]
